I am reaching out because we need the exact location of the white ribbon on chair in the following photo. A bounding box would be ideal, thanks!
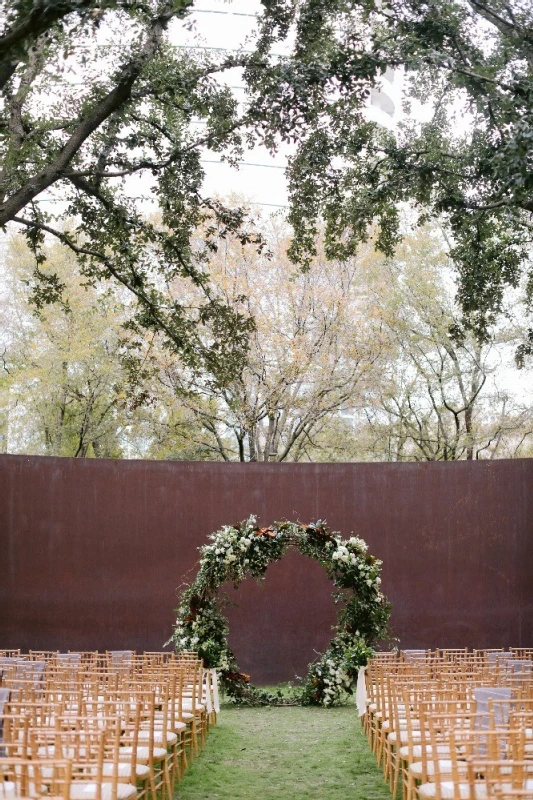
[356,666,367,717]
[203,669,220,714]
[211,669,220,713]
[204,673,213,714]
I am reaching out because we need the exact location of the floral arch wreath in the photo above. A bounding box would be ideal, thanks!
[171,516,391,706]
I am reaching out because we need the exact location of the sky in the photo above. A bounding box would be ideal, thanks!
[174,0,292,209]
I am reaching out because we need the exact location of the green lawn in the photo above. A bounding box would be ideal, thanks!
[175,704,392,800]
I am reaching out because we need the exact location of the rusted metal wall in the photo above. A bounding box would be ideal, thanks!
[1,455,532,684]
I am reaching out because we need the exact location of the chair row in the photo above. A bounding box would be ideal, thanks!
[363,648,533,800]
[0,650,216,800]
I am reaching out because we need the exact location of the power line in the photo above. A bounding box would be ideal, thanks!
[27,197,289,208]
[192,8,257,18]
[15,158,287,178]
[251,201,288,208]
[202,159,286,170]
[48,42,283,57]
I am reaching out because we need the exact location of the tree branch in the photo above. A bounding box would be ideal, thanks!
[0,0,185,226]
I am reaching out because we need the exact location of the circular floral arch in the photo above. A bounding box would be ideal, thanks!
[171,516,391,706]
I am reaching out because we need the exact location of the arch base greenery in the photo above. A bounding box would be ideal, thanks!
[171,517,391,707]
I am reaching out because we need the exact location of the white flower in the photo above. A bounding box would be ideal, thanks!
[366,579,373,586]
[376,577,381,585]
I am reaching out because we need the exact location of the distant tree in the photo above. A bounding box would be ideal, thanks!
[306,229,533,462]
[143,222,388,462]
[1,237,132,456]
[3,225,531,461]
[126,401,220,461]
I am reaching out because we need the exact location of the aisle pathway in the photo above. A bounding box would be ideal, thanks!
[175,704,392,800]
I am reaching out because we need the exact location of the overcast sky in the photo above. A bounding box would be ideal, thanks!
[173,0,292,209]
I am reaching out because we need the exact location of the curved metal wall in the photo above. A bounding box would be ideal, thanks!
[1,455,532,684]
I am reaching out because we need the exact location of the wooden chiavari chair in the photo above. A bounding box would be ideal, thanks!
[28,717,138,800]
[0,757,72,800]
[416,726,526,800]
[108,691,171,800]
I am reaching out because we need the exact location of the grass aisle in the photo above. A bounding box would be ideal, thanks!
[175,705,391,800]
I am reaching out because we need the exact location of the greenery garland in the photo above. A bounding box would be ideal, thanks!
[171,517,391,706]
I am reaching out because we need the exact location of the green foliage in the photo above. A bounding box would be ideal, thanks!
[3,0,533,368]
[171,516,391,707]
[284,0,533,354]
[0,0,384,385]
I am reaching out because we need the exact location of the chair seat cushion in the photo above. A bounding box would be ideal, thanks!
[137,729,177,746]
[152,715,187,732]
[388,730,421,745]
[102,763,150,780]
[38,746,84,759]
[181,702,205,713]
[70,782,137,800]
[119,745,167,762]
[410,760,467,777]
[418,781,486,799]
[399,745,450,760]
[0,781,16,799]
[384,720,418,734]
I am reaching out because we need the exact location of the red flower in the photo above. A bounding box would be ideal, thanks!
[255,527,276,537]
[225,671,251,684]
